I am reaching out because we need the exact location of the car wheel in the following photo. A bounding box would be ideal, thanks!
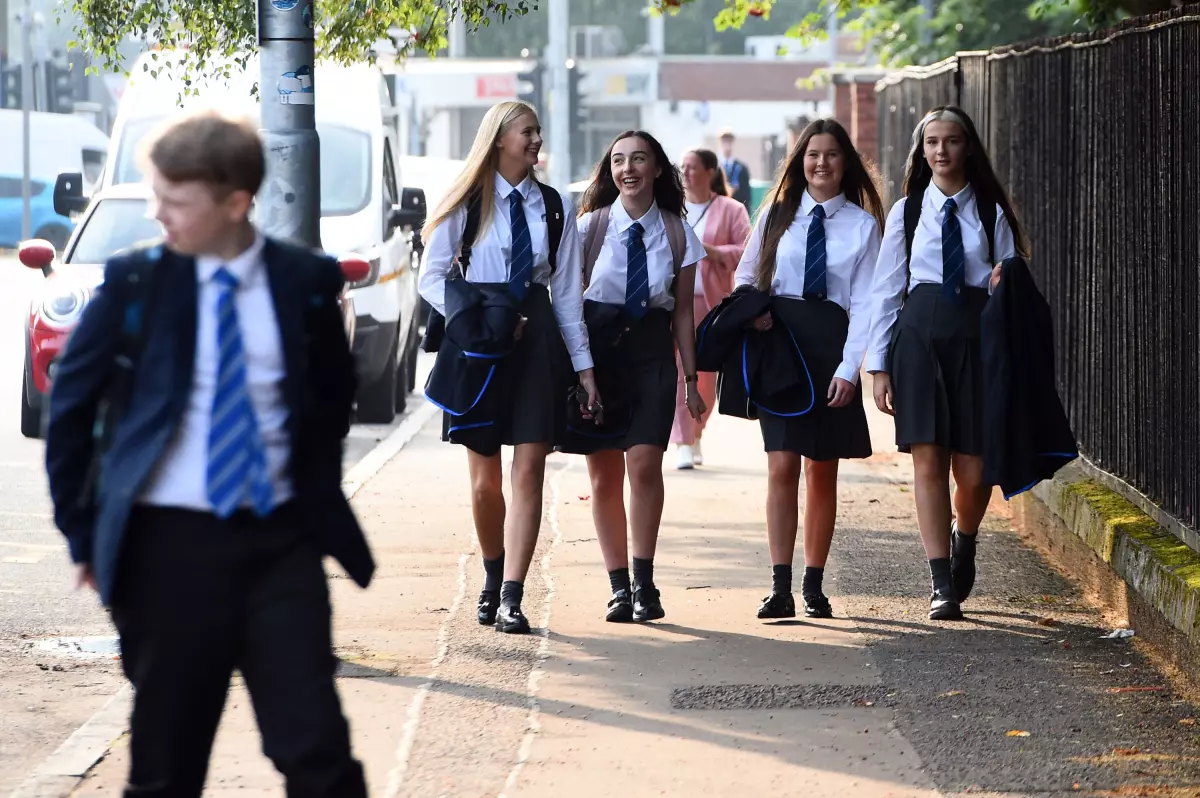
[394,340,409,415]
[34,224,71,252]
[405,321,420,395]
[21,368,42,439]
[356,340,397,424]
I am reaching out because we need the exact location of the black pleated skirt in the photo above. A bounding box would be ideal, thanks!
[759,297,872,461]
[563,309,676,455]
[888,283,988,455]
[440,284,568,452]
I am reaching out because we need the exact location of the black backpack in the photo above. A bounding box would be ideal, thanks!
[421,181,564,353]
[901,189,996,299]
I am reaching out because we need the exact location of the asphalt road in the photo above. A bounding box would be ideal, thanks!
[0,257,417,795]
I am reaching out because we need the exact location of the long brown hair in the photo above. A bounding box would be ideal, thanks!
[903,105,1030,258]
[578,130,685,219]
[752,119,886,291]
[687,148,729,197]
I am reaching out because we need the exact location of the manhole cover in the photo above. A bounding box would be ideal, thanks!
[670,684,895,711]
[34,636,121,659]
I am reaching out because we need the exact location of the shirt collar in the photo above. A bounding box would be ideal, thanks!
[495,171,533,200]
[196,232,266,286]
[801,190,847,218]
[610,199,662,235]
[925,181,974,211]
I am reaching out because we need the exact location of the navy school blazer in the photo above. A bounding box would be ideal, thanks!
[45,239,374,605]
[695,286,817,420]
[980,257,1078,498]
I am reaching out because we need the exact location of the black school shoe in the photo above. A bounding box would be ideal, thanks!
[756,591,796,619]
[477,590,499,626]
[950,525,978,603]
[929,584,964,621]
[632,585,665,623]
[606,589,634,623]
[802,593,833,619]
[495,603,531,634]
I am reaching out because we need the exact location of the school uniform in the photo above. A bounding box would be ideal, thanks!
[568,201,705,453]
[865,182,1016,455]
[419,173,592,455]
[734,191,880,461]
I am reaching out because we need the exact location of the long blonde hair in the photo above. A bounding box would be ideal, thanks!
[422,101,539,241]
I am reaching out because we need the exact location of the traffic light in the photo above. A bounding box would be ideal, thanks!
[46,61,76,114]
[566,62,589,179]
[1,62,21,110]
[516,62,543,112]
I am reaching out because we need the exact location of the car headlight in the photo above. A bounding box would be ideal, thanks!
[41,285,90,325]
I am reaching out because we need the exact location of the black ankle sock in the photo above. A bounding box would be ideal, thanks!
[632,557,654,590]
[801,566,824,598]
[771,564,792,594]
[483,552,505,593]
[500,580,524,607]
[609,567,631,595]
[929,557,952,586]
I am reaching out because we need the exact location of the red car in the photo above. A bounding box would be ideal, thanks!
[18,182,368,438]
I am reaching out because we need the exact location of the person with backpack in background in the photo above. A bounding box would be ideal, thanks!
[565,130,707,624]
[418,100,599,635]
[44,110,371,796]
[865,105,1029,621]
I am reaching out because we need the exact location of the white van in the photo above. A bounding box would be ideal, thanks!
[100,51,425,422]
[0,110,108,192]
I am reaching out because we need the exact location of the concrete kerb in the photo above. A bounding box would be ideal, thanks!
[1017,460,1200,696]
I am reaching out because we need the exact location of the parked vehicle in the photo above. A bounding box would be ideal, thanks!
[99,51,427,423]
[15,182,367,439]
[396,155,463,324]
[0,110,109,250]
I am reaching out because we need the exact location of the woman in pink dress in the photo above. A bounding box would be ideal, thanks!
[671,148,752,469]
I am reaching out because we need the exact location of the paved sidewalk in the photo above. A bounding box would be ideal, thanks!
[72,398,1200,796]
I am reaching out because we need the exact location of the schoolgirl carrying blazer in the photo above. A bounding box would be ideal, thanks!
[865,105,1029,621]
[419,101,599,634]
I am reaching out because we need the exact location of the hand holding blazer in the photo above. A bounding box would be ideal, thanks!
[44,239,373,605]
[695,286,816,420]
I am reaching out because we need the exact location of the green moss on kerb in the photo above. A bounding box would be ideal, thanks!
[1066,480,1200,592]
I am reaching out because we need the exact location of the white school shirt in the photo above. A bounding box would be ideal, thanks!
[418,172,592,372]
[684,199,714,292]
[140,233,293,510]
[578,200,707,312]
[863,182,1016,373]
[734,191,881,385]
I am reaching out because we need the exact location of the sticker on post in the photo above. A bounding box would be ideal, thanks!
[277,66,314,105]
[270,0,299,9]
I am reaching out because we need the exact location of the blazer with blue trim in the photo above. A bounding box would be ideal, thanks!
[695,286,816,421]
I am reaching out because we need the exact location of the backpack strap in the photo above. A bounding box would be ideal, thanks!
[663,211,687,274]
[77,245,162,507]
[978,198,997,266]
[536,181,564,273]
[582,205,610,289]
[457,191,483,276]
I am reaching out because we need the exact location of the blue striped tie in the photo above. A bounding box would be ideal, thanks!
[802,204,828,300]
[206,268,274,519]
[508,189,533,300]
[941,198,965,302]
[625,221,649,319]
